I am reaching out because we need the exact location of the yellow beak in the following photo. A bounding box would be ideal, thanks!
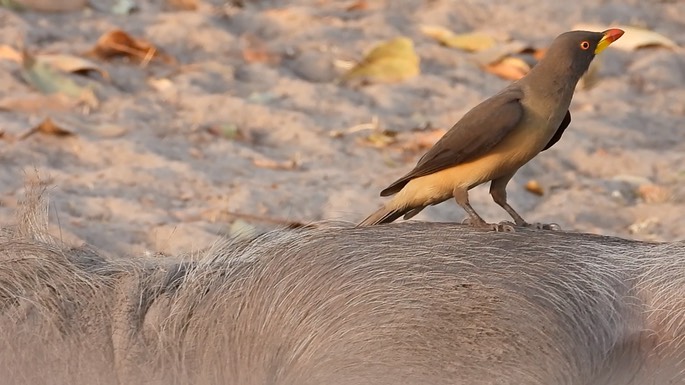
[595,28,625,54]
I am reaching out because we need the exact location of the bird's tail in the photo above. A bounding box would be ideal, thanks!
[357,205,406,227]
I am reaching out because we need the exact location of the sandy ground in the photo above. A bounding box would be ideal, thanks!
[0,0,684,255]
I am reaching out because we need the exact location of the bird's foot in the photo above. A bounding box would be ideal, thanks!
[523,222,562,231]
[462,218,516,232]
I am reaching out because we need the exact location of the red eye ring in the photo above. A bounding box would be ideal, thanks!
[580,41,590,50]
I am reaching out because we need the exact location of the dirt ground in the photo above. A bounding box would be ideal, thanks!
[0,0,684,255]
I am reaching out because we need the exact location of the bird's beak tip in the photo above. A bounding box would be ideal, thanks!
[595,28,624,54]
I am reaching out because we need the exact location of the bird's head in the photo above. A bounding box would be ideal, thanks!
[542,29,624,79]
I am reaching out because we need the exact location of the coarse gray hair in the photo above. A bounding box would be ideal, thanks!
[0,186,683,384]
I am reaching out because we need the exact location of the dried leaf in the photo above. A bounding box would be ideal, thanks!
[11,0,86,12]
[0,0,23,10]
[628,217,659,235]
[90,29,174,65]
[357,129,398,148]
[346,0,367,11]
[148,77,175,92]
[165,0,198,10]
[636,184,671,204]
[574,24,678,51]
[20,52,98,107]
[241,34,281,64]
[532,48,546,61]
[0,44,22,62]
[1,48,108,79]
[420,25,496,52]
[19,118,75,140]
[342,37,420,84]
[38,54,109,80]
[484,56,530,80]
[525,180,545,196]
[207,123,244,140]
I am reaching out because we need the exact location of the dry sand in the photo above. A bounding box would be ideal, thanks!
[0,0,684,255]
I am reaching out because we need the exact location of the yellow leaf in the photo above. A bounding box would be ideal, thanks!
[420,25,496,52]
[0,45,22,62]
[342,37,420,84]
[574,24,678,51]
[10,0,86,12]
[38,54,110,80]
[358,130,398,148]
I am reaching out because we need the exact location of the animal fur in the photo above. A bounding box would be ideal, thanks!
[0,187,683,384]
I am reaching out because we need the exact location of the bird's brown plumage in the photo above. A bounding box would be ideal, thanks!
[359,29,624,229]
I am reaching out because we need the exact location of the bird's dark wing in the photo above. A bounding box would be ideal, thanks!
[541,110,571,152]
[380,88,524,197]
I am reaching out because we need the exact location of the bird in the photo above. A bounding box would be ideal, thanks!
[358,29,625,231]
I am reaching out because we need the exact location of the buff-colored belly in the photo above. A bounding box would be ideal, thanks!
[392,122,552,208]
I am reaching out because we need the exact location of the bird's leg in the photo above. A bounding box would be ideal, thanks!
[489,177,561,231]
[489,176,528,226]
[454,187,514,232]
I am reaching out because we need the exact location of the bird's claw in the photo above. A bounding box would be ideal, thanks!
[492,221,516,232]
[463,218,516,232]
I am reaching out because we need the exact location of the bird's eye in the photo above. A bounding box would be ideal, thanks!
[580,41,590,50]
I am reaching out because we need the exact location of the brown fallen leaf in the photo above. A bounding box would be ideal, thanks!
[20,51,99,107]
[342,37,420,84]
[18,118,75,140]
[165,0,198,10]
[484,56,531,80]
[240,34,281,65]
[525,180,545,196]
[532,48,547,61]
[637,184,671,204]
[420,25,496,52]
[346,0,368,11]
[574,24,678,51]
[90,29,175,65]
